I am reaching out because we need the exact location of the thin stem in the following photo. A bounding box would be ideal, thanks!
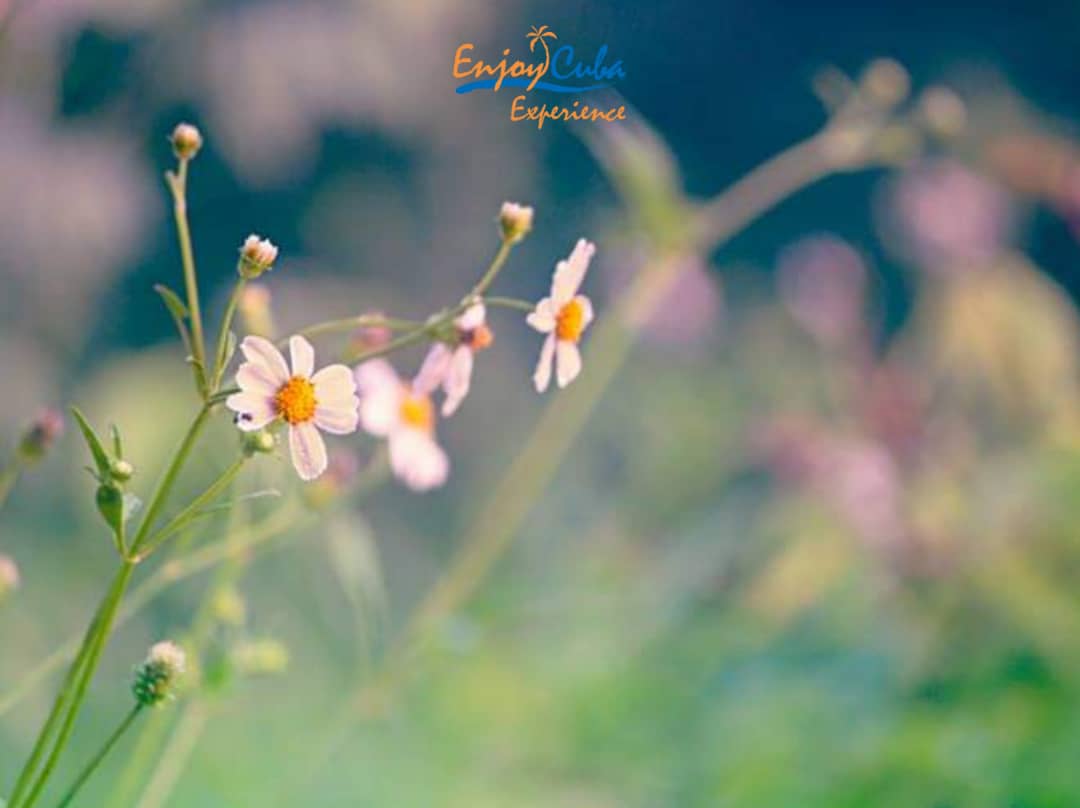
[211,279,245,392]
[132,702,209,808]
[54,705,142,808]
[481,296,534,313]
[167,161,208,397]
[466,238,514,300]
[133,456,248,561]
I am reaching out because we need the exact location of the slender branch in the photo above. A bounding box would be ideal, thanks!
[54,705,143,808]
[482,296,534,313]
[211,279,245,392]
[166,161,208,397]
[466,238,514,300]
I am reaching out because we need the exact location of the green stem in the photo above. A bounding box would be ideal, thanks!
[167,161,208,397]
[54,705,142,808]
[467,238,514,300]
[481,296,534,313]
[211,279,245,391]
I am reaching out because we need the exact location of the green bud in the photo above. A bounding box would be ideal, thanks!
[110,459,135,482]
[133,641,187,706]
[95,483,125,534]
[243,429,276,457]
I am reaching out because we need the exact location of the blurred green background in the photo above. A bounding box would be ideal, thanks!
[4,1,1080,806]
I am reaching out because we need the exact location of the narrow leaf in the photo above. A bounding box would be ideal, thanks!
[154,283,193,352]
[70,407,111,477]
[109,423,124,459]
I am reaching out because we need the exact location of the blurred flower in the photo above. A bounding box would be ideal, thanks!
[348,312,393,355]
[16,408,64,463]
[883,159,1014,271]
[133,641,186,707]
[817,439,904,549]
[777,235,868,348]
[528,239,596,392]
[498,202,534,244]
[238,234,279,279]
[355,359,448,491]
[232,639,290,677]
[238,284,276,338]
[918,87,967,138]
[0,554,19,601]
[170,122,203,161]
[414,302,492,417]
[749,416,828,486]
[211,587,247,628]
[860,58,910,108]
[227,336,359,481]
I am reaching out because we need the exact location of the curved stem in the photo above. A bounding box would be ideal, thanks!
[466,238,514,300]
[167,161,208,397]
[482,296,534,313]
[54,705,142,808]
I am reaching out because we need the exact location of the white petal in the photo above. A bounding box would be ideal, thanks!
[225,392,277,431]
[389,429,449,491]
[455,302,486,331]
[526,297,556,333]
[235,361,280,397]
[354,359,400,395]
[314,402,359,435]
[312,364,357,405]
[551,238,595,305]
[289,335,315,378]
[289,422,328,481]
[441,347,474,417]
[533,333,556,393]
[240,336,289,385]
[575,295,594,331]
[414,344,452,397]
[555,341,583,388]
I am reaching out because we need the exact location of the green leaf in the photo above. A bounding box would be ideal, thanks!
[71,407,112,478]
[109,423,124,459]
[154,283,192,352]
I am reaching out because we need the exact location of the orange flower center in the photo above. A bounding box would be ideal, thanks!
[463,323,494,352]
[399,391,434,432]
[556,298,586,342]
[275,376,317,425]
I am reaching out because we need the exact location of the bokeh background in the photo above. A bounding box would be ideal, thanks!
[4,1,1080,806]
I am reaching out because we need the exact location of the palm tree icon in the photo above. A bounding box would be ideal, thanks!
[526,24,557,90]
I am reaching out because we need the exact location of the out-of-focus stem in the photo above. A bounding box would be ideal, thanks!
[482,296,534,313]
[55,705,143,808]
[132,702,210,808]
[0,458,21,511]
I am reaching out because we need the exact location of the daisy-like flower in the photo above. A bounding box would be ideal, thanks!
[355,359,449,491]
[527,238,596,391]
[226,335,359,481]
[414,302,494,416]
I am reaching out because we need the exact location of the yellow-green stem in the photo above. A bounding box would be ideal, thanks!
[168,160,208,397]
[55,704,143,808]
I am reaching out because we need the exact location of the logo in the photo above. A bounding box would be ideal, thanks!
[452,25,627,129]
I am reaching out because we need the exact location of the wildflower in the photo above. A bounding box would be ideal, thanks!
[237,234,279,279]
[226,335,359,481]
[133,641,186,706]
[0,555,19,601]
[170,123,203,161]
[777,235,867,348]
[527,238,596,391]
[414,302,493,416]
[498,201,534,243]
[17,408,64,463]
[355,359,448,491]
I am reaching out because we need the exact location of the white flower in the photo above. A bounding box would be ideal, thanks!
[526,238,596,392]
[238,234,279,278]
[355,359,449,491]
[226,335,359,481]
[414,302,493,417]
[499,201,534,243]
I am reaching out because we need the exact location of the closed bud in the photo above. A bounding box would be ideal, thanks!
[919,87,967,138]
[238,234,279,279]
[95,482,124,534]
[110,459,134,482]
[17,409,64,463]
[0,554,19,602]
[243,429,276,456]
[498,201,534,244]
[170,123,203,161]
[133,641,187,706]
[862,58,909,108]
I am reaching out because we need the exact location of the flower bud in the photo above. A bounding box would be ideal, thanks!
[861,58,909,108]
[498,202,534,244]
[133,641,187,706]
[238,284,276,338]
[0,554,19,602]
[110,459,134,482]
[170,123,203,161]
[919,87,967,139]
[349,312,392,354]
[17,409,64,464]
[237,234,279,279]
[95,482,125,534]
[242,429,276,456]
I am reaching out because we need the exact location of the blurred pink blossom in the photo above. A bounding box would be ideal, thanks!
[776,235,867,347]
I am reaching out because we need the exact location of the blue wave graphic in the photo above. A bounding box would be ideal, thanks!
[456,78,609,95]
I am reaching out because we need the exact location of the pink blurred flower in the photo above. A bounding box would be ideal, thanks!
[777,235,867,347]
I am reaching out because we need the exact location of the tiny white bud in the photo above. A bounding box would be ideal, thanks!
[170,123,203,161]
[133,640,187,706]
[238,234,279,279]
[498,202,534,244]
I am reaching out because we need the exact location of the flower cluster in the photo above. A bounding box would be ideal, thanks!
[132,641,187,707]
[224,210,597,490]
